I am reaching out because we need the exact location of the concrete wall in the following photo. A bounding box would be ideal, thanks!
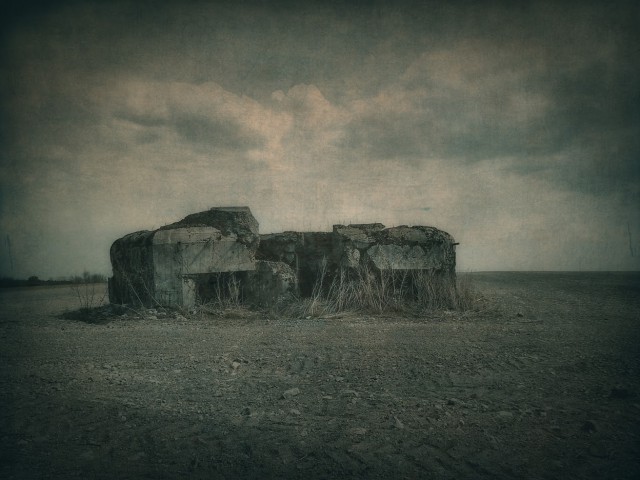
[109,230,156,306]
[336,224,457,272]
[152,226,256,305]
[257,223,457,296]
[110,207,260,307]
[242,261,299,306]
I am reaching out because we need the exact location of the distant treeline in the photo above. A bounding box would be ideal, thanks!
[0,272,108,288]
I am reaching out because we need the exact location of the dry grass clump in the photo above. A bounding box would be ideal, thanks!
[72,281,107,313]
[81,264,476,322]
[277,262,476,318]
[61,278,109,322]
[191,274,261,320]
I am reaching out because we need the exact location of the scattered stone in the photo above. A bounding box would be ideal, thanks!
[282,387,301,399]
[349,427,368,436]
[516,312,524,317]
[129,452,146,461]
[588,445,609,458]
[496,411,514,420]
[341,389,359,397]
[231,361,242,370]
[610,387,632,399]
[549,425,562,436]
[241,407,252,416]
[194,436,208,446]
[393,416,405,429]
[81,450,96,460]
[290,408,301,416]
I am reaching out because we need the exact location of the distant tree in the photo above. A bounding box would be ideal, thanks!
[71,272,107,284]
[89,273,107,283]
[0,277,25,288]
[27,276,41,286]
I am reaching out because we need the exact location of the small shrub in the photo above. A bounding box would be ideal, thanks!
[192,274,260,319]
[60,279,109,323]
[72,280,107,313]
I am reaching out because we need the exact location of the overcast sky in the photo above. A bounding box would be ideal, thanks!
[1,0,639,278]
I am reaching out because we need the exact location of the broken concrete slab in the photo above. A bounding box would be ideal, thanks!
[333,224,456,273]
[243,261,299,306]
[367,243,443,270]
[160,206,259,250]
[257,231,333,296]
[109,207,259,307]
[258,232,305,267]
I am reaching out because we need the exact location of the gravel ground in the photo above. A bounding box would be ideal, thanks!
[1,272,639,479]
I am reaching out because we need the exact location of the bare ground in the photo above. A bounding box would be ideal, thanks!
[0,272,639,479]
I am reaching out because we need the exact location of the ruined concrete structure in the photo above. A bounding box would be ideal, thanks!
[109,207,457,307]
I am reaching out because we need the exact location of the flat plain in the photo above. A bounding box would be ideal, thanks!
[1,272,639,479]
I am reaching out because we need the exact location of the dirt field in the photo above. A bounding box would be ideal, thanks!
[1,272,639,479]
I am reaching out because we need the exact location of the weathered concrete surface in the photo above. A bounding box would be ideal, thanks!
[160,207,259,250]
[257,223,457,296]
[258,232,305,267]
[109,230,156,306]
[109,207,259,307]
[257,231,333,296]
[243,261,299,306]
[335,224,457,272]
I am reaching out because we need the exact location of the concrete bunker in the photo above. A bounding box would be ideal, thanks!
[257,223,457,298]
[109,207,457,308]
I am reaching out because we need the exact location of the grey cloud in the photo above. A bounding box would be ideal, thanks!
[173,114,265,150]
[339,94,557,164]
[342,80,639,197]
[115,111,167,128]
[339,112,433,160]
[114,109,267,151]
[135,130,161,145]
[534,68,640,195]
[339,0,640,198]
